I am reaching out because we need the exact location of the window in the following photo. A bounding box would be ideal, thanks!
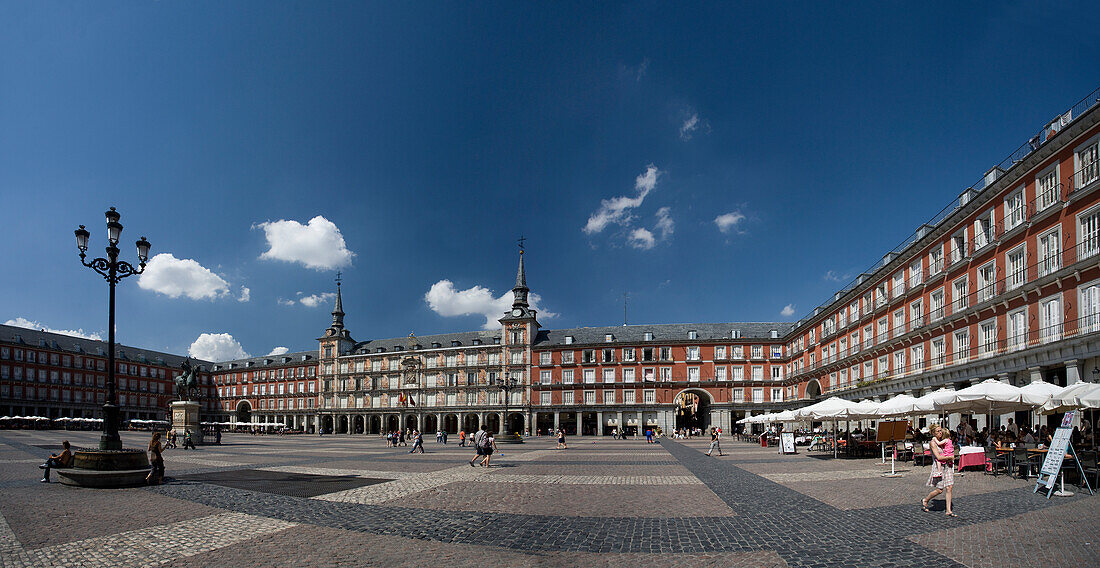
[731,330,741,339]
[893,351,906,375]
[562,351,574,364]
[931,337,945,367]
[602,349,614,363]
[688,330,697,340]
[771,346,782,359]
[930,247,944,275]
[582,350,595,363]
[584,391,595,405]
[877,317,888,343]
[752,388,763,403]
[602,368,616,383]
[642,367,654,382]
[686,346,700,361]
[623,390,635,404]
[954,329,970,362]
[771,366,782,380]
[659,347,672,361]
[623,368,635,382]
[1039,228,1061,276]
[603,390,615,404]
[643,390,656,404]
[1005,188,1025,230]
[540,370,552,384]
[953,277,969,312]
[850,300,861,321]
[604,333,614,343]
[714,346,726,360]
[564,336,574,345]
[1077,140,1099,189]
[562,369,574,384]
[1037,167,1059,211]
[1007,309,1027,351]
[977,262,996,302]
[1041,295,1063,342]
[771,388,783,403]
[910,300,924,330]
[583,369,595,383]
[892,271,905,298]
[622,348,635,362]
[951,231,967,264]
[731,366,744,381]
[1007,246,1026,291]
[660,367,672,381]
[732,346,744,359]
[973,210,994,250]
[1079,207,1100,260]
[715,366,727,381]
[909,259,923,288]
[863,360,874,379]
[979,319,997,358]
[751,365,763,381]
[863,325,873,348]
[751,345,763,359]
[893,309,905,337]
[539,352,552,365]
[687,367,700,382]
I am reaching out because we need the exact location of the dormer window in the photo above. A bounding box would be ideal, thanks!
[731,330,742,339]
[770,330,778,339]
[376,347,385,353]
[493,337,501,345]
[451,340,460,347]
[643,332,654,341]
[688,330,698,340]
[564,336,574,345]
[431,342,441,348]
[605,334,614,342]
[472,339,482,346]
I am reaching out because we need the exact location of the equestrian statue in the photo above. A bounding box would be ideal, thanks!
[175,358,201,401]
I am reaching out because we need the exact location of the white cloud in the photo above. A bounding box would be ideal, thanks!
[238,287,251,303]
[188,333,250,362]
[679,113,699,140]
[627,228,656,250]
[277,298,295,306]
[655,207,674,239]
[583,164,661,235]
[4,317,103,341]
[425,280,556,330]
[714,211,746,234]
[780,304,796,317]
[823,270,849,283]
[255,216,355,271]
[267,346,289,356]
[138,253,230,300]
[297,292,336,308]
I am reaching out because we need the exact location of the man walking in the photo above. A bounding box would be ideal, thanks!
[705,427,724,456]
[410,430,425,454]
[469,426,488,466]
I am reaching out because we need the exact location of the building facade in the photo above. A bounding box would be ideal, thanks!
[6,89,1100,435]
[0,325,217,422]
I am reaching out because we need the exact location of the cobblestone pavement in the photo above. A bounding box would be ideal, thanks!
[1,430,1097,567]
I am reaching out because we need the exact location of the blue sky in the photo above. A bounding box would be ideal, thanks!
[1,2,1098,361]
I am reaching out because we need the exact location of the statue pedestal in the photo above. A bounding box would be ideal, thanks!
[170,401,204,445]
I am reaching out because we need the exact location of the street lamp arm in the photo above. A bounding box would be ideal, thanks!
[113,260,145,282]
[79,256,145,283]
[80,256,114,280]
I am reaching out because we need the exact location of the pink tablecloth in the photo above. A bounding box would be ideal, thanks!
[958,448,987,470]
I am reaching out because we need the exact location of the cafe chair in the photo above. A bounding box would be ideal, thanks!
[913,443,932,466]
[1012,448,1034,479]
[984,447,1008,476]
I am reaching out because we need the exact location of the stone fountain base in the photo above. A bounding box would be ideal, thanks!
[57,448,150,488]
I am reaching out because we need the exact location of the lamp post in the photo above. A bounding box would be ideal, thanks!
[498,376,521,441]
[75,207,150,451]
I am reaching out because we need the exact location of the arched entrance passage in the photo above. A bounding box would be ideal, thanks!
[235,401,252,423]
[581,412,598,435]
[337,415,349,434]
[674,389,711,432]
[369,415,381,434]
[485,413,501,434]
[423,414,438,433]
[805,379,822,400]
[404,415,418,432]
[321,415,333,434]
[386,415,399,432]
[463,413,479,433]
[559,411,577,435]
[443,414,459,433]
[506,413,525,436]
[536,412,554,435]
[353,416,364,434]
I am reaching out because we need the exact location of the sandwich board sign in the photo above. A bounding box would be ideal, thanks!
[1034,410,1093,498]
[780,431,797,454]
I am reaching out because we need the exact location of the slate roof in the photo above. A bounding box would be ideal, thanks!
[533,322,795,347]
[209,351,316,371]
[350,329,502,354]
[0,324,212,370]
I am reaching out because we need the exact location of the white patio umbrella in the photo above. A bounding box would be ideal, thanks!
[1041,382,1100,414]
[936,379,1050,415]
[873,394,918,418]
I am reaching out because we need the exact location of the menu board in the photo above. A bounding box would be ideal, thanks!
[1038,426,1073,487]
[875,420,908,443]
[780,432,797,454]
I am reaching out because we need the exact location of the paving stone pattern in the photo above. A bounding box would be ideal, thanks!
[2,431,1098,567]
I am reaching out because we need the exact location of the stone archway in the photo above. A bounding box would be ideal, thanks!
[485,413,501,434]
[423,414,438,433]
[235,400,252,424]
[369,415,381,434]
[506,412,525,436]
[321,415,333,434]
[353,415,364,434]
[386,415,400,433]
[405,415,418,431]
[805,379,822,400]
[673,389,712,432]
[443,414,459,433]
[337,415,349,434]
[463,413,479,433]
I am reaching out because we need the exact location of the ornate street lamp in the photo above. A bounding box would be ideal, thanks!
[75,207,150,451]
[497,376,523,443]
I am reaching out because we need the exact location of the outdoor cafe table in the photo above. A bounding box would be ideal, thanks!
[958,446,987,471]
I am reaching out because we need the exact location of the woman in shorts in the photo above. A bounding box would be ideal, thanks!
[922,424,957,517]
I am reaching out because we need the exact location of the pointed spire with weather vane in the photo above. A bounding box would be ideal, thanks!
[512,236,529,309]
[331,271,345,330]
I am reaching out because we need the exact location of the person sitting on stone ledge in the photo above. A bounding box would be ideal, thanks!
[39,440,73,483]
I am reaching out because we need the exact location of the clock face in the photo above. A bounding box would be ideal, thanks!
[512,308,523,317]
